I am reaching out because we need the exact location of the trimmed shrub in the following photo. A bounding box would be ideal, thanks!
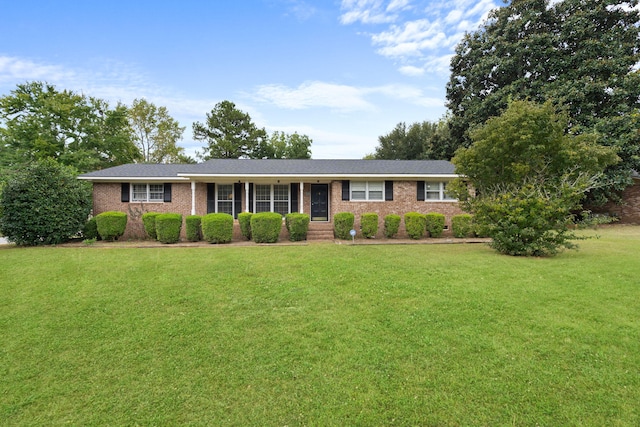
[452,214,475,238]
[185,215,202,242]
[201,213,234,244]
[360,213,379,238]
[404,212,426,240]
[384,214,401,238]
[425,213,446,238]
[82,217,100,240]
[285,213,310,242]
[238,212,253,240]
[95,211,127,241]
[155,213,182,244]
[251,212,283,243]
[334,212,355,239]
[142,212,160,239]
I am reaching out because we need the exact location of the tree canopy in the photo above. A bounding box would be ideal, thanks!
[0,81,141,173]
[129,98,186,163]
[446,0,640,204]
[193,101,268,159]
[450,100,618,256]
[255,131,312,159]
[372,118,454,160]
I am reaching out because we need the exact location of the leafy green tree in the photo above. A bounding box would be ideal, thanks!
[450,101,618,256]
[0,159,92,245]
[373,118,454,160]
[193,100,267,159]
[446,0,640,204]
[0,81,141,173]
[255,131,312,159]
[128,98,186,163]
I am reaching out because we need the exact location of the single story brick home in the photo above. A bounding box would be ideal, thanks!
[79,159,465,240]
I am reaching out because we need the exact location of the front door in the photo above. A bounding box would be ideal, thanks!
[310,184,329,221]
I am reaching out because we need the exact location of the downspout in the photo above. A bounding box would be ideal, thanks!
[190,181,196,215]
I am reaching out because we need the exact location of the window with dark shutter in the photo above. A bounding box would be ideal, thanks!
[417,181,425,201]
[385,181,393,201]
[342,180,350,201]
[248,183,254,213]
[207,183,215,214]
[290,183,299,213]
[163,183,172,202]
[233,183,242,218]
[121,183,130,203]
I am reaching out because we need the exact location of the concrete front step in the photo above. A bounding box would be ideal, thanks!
[307,222,334,240]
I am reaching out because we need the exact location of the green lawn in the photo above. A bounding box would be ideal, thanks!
[1,227,639,426]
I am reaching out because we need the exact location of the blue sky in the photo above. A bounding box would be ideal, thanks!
[0,0,502,159]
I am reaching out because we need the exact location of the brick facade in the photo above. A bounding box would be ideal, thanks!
[591,178,640,224]
[94,179,466,240]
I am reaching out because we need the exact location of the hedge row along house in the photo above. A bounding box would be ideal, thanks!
[79,159,465,240]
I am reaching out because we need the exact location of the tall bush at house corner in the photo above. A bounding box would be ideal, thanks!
[201,213,233,244]
[452,214,474,238]
[95,211,127,241]
[238,212,253,240]
[384,214,401,238]
[155,213,182,244]
[333,212,355,240]
[142,212,160,239]
[404,212,426,240]
[185,215,202,242]
[0,159,92,246]
[360,213,379,238]
[82,217,100,240]
[425,213,446,238]
[251,212,283,243]
[285,213,310,242]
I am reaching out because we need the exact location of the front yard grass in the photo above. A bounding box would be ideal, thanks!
[1,226,639,425]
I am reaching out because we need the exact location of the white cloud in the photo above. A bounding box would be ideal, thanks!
[398,65,425,76]
[0,56,76,84]
[340,0,399,24]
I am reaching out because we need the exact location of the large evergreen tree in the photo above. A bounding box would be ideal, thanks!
[446,0,640,204]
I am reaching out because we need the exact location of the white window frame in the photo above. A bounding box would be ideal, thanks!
[425,181,455,201]
[350,181,384,201]
[131,183,164,202]
[216,184,234,216]
[254,184,290,216]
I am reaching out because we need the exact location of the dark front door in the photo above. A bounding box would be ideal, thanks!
[310,184,329,221]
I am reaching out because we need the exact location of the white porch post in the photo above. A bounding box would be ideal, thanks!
[244,181,250,212]
[299,181,304,213]
[190,181,196,215]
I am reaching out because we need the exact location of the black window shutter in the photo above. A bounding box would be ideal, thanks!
[342,180,350,201]
[207,183,215,213]
[234,183,242,218]
[163,183,172,202]
[290,183,299,213]
[385,180,393,201]
[417,181,425,201]
[121,183,130,203]
[249,183,254,213]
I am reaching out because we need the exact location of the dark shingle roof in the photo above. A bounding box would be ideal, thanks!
[79,159,456,180]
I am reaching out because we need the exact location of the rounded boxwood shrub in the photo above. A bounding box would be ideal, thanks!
[384,214,401,238]
[238,212,253,240]
[404,212,426,240]
[185,215,202,242]
[452,214,474,238]
[142,212,160,240]
[201,213,234,244]
[360,213,378,238]
[251,212,283,243]
[95,211,127,241]
[285,213,310,241]
[425,212,446,238]
[155,213,182,244]
[334,212,355,239]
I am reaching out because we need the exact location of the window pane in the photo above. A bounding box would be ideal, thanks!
[274,201,288,217]
[149,184,164,201]
[218,201,233,215]
[256,201,270,213]
[426,192,441,200]
[273,185,288,201]
[443,182,455,200]
[368,190,383,200]
[132,184,147,201]
[351,182,366,200]
[351,191,366,200]
[256,185,270,201]
[218,184,233,201]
